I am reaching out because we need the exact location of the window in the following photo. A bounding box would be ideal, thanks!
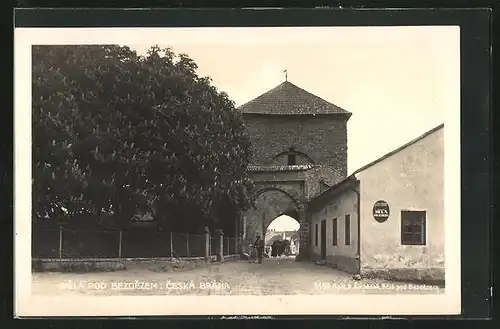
[345,214,351,245]
[332,218,338,246]
[287,153,296,165]
[315,223,318,246]
[401,211,426,245]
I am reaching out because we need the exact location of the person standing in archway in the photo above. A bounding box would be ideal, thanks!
[253,235,265,264]
[271,240,279,257]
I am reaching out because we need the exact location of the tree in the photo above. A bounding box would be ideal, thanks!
[32,45,255,232]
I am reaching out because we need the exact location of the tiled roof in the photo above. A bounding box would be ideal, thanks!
[247,164,316,172]
[327,169,345,186]
[238,81,351,116]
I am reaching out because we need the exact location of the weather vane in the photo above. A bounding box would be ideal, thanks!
[283,69,288,81]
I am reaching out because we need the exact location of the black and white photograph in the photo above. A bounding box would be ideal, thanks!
[15,25,461,316]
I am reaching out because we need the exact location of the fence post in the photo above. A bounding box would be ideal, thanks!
[209,233,212,256]
[234,235,238,256]
[216,229,224,262]
[118,230,123,258]
[186,233,190,258]
[235,215,239,256]
[204,226,210,262]
[58,226,63,259]
[170,232,173,260]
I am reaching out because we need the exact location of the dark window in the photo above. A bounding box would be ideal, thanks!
[345,214,351,245]
[287,153,296,165]
[332,218,338,246]
[315,223,318,246]
[401,211,426,245]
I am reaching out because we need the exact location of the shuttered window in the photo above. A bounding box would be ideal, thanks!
[401,211,426,245]
[332,218,338,246]
[315,223,318,246]
[345,214,351,245]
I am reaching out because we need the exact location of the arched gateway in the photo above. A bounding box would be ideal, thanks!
[238,81,352,260]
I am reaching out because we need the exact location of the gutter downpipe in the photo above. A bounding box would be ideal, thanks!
[349,176,361,278]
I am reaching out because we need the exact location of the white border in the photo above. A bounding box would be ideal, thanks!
[14,26,461,316]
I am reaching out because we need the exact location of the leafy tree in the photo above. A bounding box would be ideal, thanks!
[32,45,255,232]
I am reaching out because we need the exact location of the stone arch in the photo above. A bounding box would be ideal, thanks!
[265,212,300,234]
[255,186,300,208]
[243,187,300,246]
[253,181,304,205]
[268,147,316,166]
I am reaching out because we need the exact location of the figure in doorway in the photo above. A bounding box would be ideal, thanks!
[253,235,265,264]
[271,240,280,257]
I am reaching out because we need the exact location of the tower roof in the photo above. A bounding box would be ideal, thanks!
[238,81,351,117]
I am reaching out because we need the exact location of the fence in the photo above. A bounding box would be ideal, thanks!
[32,226,241,260]
[208,236,239,257]
[223,237,238,256]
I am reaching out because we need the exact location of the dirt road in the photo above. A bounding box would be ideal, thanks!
[31,257,444,296]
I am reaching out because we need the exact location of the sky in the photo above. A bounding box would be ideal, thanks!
[124,27,459,232]
[268,215,300,232]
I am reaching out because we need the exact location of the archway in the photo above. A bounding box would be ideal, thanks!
[268,147,316,166]
[265,214,300,257]
[242,188,299,250]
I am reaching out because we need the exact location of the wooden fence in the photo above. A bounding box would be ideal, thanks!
[32,227,241,259]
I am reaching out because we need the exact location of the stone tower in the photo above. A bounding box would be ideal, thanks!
[238,81,351,258]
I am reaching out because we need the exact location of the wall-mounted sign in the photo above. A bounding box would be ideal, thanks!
[373,200,390,223]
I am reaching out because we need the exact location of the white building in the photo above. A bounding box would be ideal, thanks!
[307,124,444,284]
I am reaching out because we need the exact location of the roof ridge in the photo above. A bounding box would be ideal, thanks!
[284,81,338,108]
[351,123,444,176]
[247,164,316,172]
[308,123,445,206]
[238,81,351,116]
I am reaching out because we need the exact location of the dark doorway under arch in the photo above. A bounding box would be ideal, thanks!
[242,188,299,251]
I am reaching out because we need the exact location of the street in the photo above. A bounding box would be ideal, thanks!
[31,257,444,296]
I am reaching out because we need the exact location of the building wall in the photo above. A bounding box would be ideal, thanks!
[245,166,347,256]
[309,188,359,273]
[250,166,345,202]
[243,115,348,176]
[357,128,444,282]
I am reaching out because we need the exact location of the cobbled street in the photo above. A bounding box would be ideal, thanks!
[32,257,444,296]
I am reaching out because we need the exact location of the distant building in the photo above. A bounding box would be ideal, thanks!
[265,229,297,245]
[307,124,444,283]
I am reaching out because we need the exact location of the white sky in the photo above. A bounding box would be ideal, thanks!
[126,26,459,176]
[267,215,300,232]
